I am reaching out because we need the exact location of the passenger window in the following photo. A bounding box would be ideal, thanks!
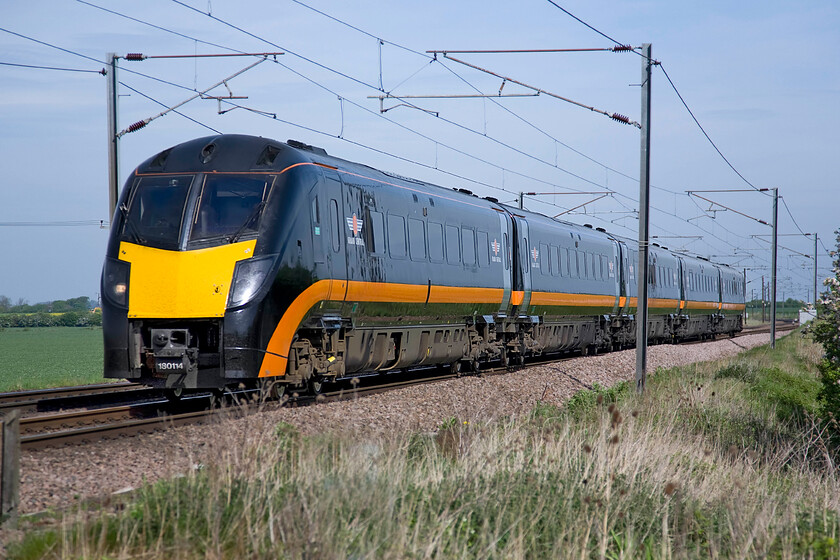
[311,195,324,264]
[560,248,569,277]
[445,225,461,265]
[428,221,444,263]
[477,231,489,268]
[462,228,476,266]
[366,209,386,255]
[540,243,549,275]
[523,237,530,274]
[329,199,340,252]
[503,233,510,270]
[388,214,406,258]
[311,196,320,225]
[408,218,426,261]
[550,245,559,277]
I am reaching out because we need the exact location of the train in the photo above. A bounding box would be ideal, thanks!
[101,134,745,398]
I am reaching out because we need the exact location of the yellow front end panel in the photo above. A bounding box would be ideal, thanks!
[119,240,257,318]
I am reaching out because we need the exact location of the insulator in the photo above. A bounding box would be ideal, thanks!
[610,113,631,125]
[612,45,633,52]
[127,120,148,133]
[125,53,146,61]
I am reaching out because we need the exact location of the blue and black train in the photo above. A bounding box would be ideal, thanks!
[101,134,745,396]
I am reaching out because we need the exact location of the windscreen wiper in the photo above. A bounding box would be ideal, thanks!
[119,203,145,244]
[228,201,266,244]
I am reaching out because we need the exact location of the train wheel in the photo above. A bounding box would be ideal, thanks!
[259,380,285,401]
[472,359,481,374]
[309,378,323,395]
[450,361,462,376]
[165,387,183,402]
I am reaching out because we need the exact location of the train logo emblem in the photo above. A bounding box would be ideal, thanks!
[531,246,539,268]
[346,213,365,246]
[491,238,502,263]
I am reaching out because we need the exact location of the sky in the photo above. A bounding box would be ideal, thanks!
[1,0,838,305]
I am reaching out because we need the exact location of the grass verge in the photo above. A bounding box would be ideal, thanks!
[8,332,839,559]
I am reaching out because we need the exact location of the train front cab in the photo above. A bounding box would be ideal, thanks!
[102,136,321,393]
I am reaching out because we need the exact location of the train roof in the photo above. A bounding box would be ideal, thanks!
[135,134,741,273]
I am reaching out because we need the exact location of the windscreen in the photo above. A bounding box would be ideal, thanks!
[121,175,194,248]
[189,174,275,244]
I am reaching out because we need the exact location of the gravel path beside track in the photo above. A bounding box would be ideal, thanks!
[18,333,780,516]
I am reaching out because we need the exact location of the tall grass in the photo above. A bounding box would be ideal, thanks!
[10,333,839,559]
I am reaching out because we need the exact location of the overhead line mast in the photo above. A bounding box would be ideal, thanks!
[635,43,654,394]
[104,51,282,223]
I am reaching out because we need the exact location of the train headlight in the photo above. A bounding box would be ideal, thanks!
[102,257,130,308]
[227,255,277,310]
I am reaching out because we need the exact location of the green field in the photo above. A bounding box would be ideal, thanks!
[0,327,105,392]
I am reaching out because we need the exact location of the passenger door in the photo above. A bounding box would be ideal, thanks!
[320,170,347,312]
[497,212,513,316]
[617,240,630,315]
[511,215,532,317]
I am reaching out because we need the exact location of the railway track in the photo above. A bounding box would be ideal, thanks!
[0,382,137,406]
[18,375,459,450]
[11,323,796,450]
[0,382,163,415]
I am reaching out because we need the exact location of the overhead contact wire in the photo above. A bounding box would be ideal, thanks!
[74,3,792,266]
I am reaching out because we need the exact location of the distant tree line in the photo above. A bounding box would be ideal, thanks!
[746,297,807,307]
[0,295,93,314]
[0,295,101,328]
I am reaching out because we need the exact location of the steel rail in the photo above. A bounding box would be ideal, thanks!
[0,385,162,415]
[0,382,138,405]
[21,410,218,450]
